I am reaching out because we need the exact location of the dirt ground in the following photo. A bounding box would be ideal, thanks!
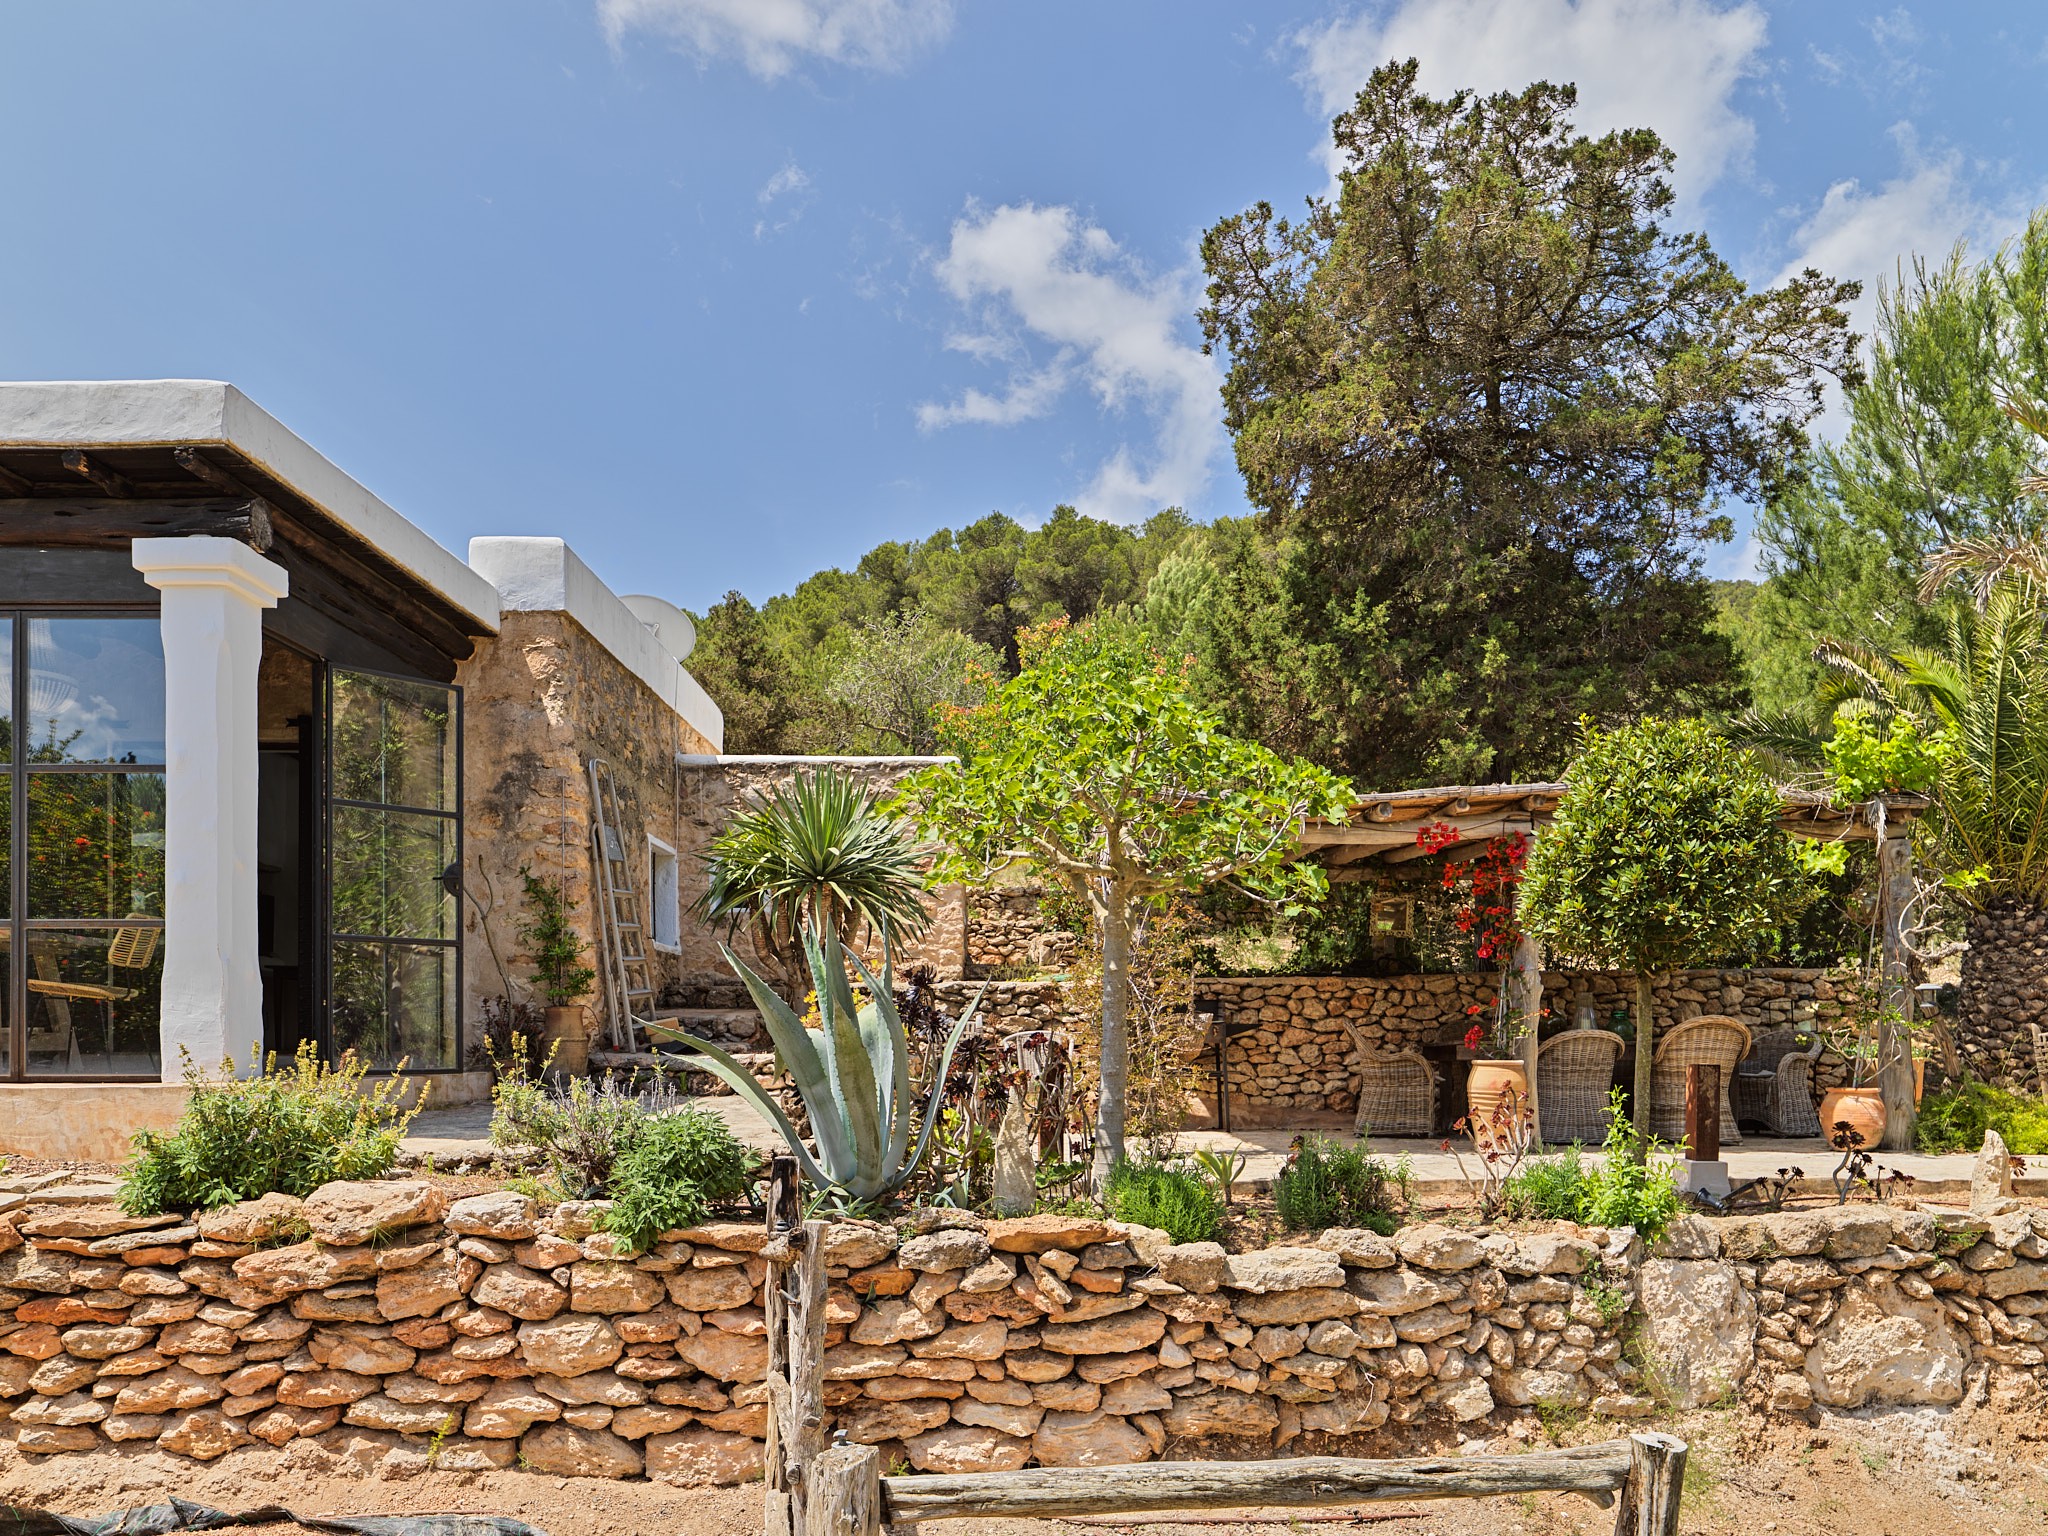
[4,1405,2045,1536]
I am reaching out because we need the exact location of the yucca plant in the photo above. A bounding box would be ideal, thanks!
[695,766,932,968]
[649,924,985,1205]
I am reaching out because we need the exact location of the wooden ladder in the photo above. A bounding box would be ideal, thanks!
[587,757,657,1052]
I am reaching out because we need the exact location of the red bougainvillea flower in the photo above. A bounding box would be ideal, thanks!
[74,836,91,848]
[1462,1024,1484,1052]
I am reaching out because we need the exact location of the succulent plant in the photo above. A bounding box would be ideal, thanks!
[649,924,984,1204]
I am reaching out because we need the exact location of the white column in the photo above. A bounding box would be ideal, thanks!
[132,537,288,1081]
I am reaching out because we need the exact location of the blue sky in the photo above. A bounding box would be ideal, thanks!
[3,2,2044,610]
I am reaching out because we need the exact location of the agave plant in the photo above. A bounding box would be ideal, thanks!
[649,924,985,1204]
[693,766,932,970]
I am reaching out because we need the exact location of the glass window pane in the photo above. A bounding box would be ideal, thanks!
[26,773,167,920]
[0,776,10,918]
[331,806,454,941]
[0,618,12,765]
[27,618,165,765]
[0,930,9,1076]
[24,926,164,1077]
[331,672,454,811]
[331,940,454,1070]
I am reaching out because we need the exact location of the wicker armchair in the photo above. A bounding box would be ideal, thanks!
[1649,1015,1752,1147]
[1536,1030,1626,1144]
[1732,1027,1824,1138]
[1354,1049,1437,1138]
[2033,1023,2048,1097]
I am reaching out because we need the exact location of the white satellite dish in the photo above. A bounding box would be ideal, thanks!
[621,594,696,663]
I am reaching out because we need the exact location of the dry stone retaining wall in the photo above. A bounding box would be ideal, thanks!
[6,1189,2048,1480]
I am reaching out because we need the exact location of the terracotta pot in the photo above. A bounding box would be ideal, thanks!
[1818,1086,1886,1148]
[1465,1060,1530,1128]
[544,1004,591,1077]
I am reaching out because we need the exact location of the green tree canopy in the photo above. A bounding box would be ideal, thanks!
[898,620,1353,1173]
[1750,216,2048,715]
[1521,717,1811,1131]
[1193,61,1860,788]
[828,609,1000,756]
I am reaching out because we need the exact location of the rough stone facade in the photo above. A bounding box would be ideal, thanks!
[1956,901,2048,1089]
[459,612,718,1033]
[672,757,966,1003]
[4,1193,2046,1479]
[968,883,1078,976]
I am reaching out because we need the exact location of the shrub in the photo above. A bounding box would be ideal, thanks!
[1498,1097,1682,1242]
[1502,1147,1591,1221]
[489,1048,690,1197]
[1104,1159,1224,1245]
[1578,1094,1683,1242]
[1917,1081,2048,1155]
[599,1107,758,1254]
[121,1043,421,1215]
[1275,1135,1401,1235]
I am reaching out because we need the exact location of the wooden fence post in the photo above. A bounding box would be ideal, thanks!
[806,1442,883,1536]
[764,1158,823,1536]
[1613,1431,1686,1536]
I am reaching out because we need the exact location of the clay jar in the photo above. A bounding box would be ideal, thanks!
[1466,1060,1531,1129]
[1818,1085,1886,1149]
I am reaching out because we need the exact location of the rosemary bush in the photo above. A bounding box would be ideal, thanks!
[121,1043,422,1215]
[1104,1159,1224,1245]
[1275,1134,1401,1234]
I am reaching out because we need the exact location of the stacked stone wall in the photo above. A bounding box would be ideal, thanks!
[967,884,1078,976]
[5,1190,2047,1480]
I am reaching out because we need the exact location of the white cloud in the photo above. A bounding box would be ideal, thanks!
[754,158,813,239]
[598,0,954,81]
[918,203,1225,522]
[1294,0,1769,208]
[758,161,811,205]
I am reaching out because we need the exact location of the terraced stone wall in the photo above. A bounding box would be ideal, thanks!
[4,1190,2046,1482]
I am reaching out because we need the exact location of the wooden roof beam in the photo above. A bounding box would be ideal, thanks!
[173,449,275,550]
[0,461,30,497]
[61,450,133,497]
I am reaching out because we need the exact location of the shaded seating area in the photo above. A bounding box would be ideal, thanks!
[1536,1029,1626,1144]
[1354,1049,1436,1138]
[1649,1015,1751,1147]
[1733,1027,1824,1137]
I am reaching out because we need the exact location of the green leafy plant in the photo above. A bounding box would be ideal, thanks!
[598,1106,759,1253]
[120,1042,423,1214]
[1581,1275,1633,1328]
[1522,718,1812,1139]
[899,619,1352,1176]
[1103,1158,1224,1245]
[695,766,932,966]
[519,866,595,1008]
[489,1043,685,1197]
[1275,1135,1401,1235]
[1191,1148,1248,1206]
[652,924,985,1206]
[1916,1081,2048,1154]
[1502,1146,1592,1221]
[1578,1092,1685,1242]
[1822,712,1952,800]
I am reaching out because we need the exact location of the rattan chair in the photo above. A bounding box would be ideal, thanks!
[1649,1015,1752,1147]
[1354,1049,1437,1138]
[1536,1029,1625,1144]
[2033,1023,2048,1097]
[1733,1027,1824,1137]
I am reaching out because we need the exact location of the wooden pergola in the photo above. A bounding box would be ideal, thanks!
[1297,783,1931,1150]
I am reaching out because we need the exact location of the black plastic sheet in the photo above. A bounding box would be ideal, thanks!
[0,1500,547,1536]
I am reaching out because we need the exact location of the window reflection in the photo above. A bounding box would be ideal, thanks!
[19,926,164,1077]
[26,619,166,765]
[27,773,166,919]
[330,940,454,1071]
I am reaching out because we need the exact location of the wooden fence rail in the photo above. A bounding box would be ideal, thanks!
[759,1158,1686,1536]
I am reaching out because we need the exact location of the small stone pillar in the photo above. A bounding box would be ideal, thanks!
[133,536,289,1081]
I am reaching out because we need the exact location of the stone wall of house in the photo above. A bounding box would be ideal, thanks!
[460,612,719,1041]
[4,1193,2046,1480]
[968,883,1078,976]
[672,758,966,1005]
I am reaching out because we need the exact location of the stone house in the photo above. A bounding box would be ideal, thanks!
[0,381,722,1155]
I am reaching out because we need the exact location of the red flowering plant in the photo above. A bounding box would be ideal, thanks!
[1416,823,1534,1058]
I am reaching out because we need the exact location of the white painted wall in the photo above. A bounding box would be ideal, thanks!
[132,536,288,1079]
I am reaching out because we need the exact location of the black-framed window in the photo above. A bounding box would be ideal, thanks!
[1,612,167,1080]
[327,667,461,1071]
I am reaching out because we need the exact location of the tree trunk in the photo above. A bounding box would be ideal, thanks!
[1091,898,1134,1184]
[1631,971,1655,1159]
[1955,899,2048,1090]
[1876,829,1917,1150]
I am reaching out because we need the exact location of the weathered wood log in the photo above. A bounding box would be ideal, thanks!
[878,1443,1638,1523]
[62,449,133,497]
[0,497,271,548]
[1613,1432,1686,1536]
[1876,827,1917,1149]
[806,1443,883,1536]
[1685,1064,1719,1163]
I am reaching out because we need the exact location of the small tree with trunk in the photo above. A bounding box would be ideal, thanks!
[1520,718,1810,1142]
[898,621,1353,1179]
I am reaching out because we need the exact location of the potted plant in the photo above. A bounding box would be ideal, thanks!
[1461,989,1530,1122]
[1816,976,1905,1147]
[520,866,597,1075]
